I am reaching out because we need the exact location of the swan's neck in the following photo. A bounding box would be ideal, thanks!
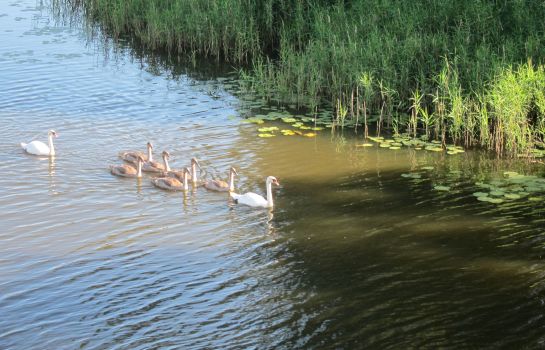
[163,156,170,171]
[192,163,198,183]
[183,172,189,191]
[136,161,142,177]
[147,146,153,162]
[48,134,55,156]
[266,180,274,208]
[228,171,235,192]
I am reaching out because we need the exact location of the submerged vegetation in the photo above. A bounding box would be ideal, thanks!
[68,0,545,156]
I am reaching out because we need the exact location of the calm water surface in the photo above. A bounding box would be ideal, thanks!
[1,1,545,349]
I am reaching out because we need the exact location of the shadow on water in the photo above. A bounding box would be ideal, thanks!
[269,169,545,348]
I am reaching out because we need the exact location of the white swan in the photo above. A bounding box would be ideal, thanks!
[204,167,238,192]
[21,130,57,156]
[230,176,280,208]
[152,167,190,191]
[119,142,153,164]
[110,156,144,178]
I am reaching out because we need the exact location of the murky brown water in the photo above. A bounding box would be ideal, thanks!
[1,1,545,349]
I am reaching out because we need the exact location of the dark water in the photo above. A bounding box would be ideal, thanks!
[1,1,545,349]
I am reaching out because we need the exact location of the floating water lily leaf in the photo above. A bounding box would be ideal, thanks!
[258,126,279,132]
[490,190,505,196]
[304,132,317,137]
[477,196,491,202]
[488,198,504,204]
[473,192,488,197]
[528,196,543,201]
[299,126,311,130]
[504,193,521,199]
[246,117,265,124]
[258,133,275,138]
[379,143,390,148]
[356,143,374,147]
[311,127,324,131]
[391,142,403,147]
[421,166,434,170]
[434,185,451,191]
[389,146,401,150]
[503,171,519,177]
[292,122,303,128]
[282,117,297,123]
[401,173,422,179]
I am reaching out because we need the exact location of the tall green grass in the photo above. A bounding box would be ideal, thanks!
[70,0,545,156]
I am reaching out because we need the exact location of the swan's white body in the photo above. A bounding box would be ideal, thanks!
[230,176,279,208]
[21,130,57,156]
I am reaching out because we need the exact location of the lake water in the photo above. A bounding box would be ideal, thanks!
[1,1,545,349]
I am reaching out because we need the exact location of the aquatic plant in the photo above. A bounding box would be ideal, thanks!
[71,0,545,156]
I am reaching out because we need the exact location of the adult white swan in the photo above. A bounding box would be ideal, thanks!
[21,130,58,156]
[204,167,238,192]
[230,176,280,208]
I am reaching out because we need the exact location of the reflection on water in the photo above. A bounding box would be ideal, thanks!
[1,0,545,349]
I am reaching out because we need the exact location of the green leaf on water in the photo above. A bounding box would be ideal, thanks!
[473,192,489,197]
[434,185,451,191]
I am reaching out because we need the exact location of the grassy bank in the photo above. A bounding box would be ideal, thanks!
[71,0,545,156]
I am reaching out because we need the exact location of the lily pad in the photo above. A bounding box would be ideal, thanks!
[488,198,504,204]
[401,173,422,179]
[473,192,489,197]
[246,117,265,124]
[282,117,297,123]
[434,185,451,191]
[356,143,374,147]
[258,133,275,138]
[258,126,279,132]
[421,166,434,170]
[304,132,317,137]
[504,193,521,200]
[389,146,401,150]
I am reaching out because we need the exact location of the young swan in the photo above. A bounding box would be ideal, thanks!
[21,130,58,156]
[142,150,168,173]
[119,142,153,164]
[230,176,280,208]
[204,167,238,192]
[110,155,144,178]
[151,167,190,191]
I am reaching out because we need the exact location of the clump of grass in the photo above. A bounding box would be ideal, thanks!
[68,0,545,156]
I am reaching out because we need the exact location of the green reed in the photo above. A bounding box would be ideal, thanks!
[71,0,545,156]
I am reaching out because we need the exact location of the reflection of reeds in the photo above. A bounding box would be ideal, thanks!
[73,0,545,155]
